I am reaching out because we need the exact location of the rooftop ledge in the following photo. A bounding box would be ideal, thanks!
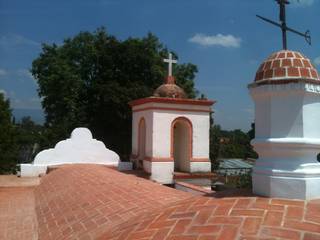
[248,78,320,88]
[129,97,215,107]
[252,137,320,146]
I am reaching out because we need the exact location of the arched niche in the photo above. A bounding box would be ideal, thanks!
[171,117,193,172]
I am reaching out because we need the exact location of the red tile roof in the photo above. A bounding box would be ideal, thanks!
[34,164,320,240]
[254,50,320,84]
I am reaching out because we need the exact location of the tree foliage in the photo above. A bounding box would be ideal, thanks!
[210,123,258,169]
[32,28,198,159]
[15,116,43,163]
[0,93,18,174]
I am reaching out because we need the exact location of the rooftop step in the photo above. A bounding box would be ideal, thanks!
[173,171,216,180]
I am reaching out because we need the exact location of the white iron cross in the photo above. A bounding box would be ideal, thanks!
[164,53,177,77]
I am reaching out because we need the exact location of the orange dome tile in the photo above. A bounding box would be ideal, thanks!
[153,83,187,99]
[254,50,320,83]
[153,76,187,99]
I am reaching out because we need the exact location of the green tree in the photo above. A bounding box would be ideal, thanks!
[16,116,43,163]
[210,124,222,170]
[209,124,258,165]
[32,28,198,159]
[0,93,18,174]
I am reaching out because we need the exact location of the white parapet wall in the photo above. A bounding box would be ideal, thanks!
[20,164,48,177]
[20,128,120,177]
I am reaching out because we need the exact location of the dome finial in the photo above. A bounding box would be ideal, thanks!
[163,52,177,84]
[153,52,186,98]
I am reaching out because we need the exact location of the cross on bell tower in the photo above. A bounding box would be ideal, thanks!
[256,0,311,50]
[164,52,177,84]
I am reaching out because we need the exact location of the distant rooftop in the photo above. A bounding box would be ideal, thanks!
[219,158,253,169]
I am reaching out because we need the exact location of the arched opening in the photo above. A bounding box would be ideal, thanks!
[137,118,146,169]
[171,117,192,172]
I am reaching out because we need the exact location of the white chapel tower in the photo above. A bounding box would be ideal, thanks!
[129,53,215,184]
[249,50,320,199]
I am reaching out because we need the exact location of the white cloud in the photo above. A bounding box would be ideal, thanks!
[0,68,7,76]
[314,56,320,66]
[189,33,241,48]
[0,34,39,47]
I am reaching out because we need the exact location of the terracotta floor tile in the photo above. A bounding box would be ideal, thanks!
[2,164,320,240]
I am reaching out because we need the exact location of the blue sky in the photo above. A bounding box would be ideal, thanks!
[0,0,320,130]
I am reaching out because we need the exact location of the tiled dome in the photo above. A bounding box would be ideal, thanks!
[254,50,319,83]
[153,83,187,98]
[153,76,187,99]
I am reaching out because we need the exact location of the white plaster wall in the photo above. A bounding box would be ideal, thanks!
[190,162,211,172]
[149,162,174,184]
[251,83,320,139]
[132,110,154,158]
[251,86,304,138]
[254,96,271,138]
[252,138,320,173]
[303,93,320,138]
[250,83,320,199]
[270,93,303,138]
[152,110,210,159]
[253,173,320,200]
[20,164,47,177]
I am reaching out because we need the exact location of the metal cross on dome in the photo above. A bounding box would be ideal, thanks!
[256,0,311,50]
[164,53,177,77]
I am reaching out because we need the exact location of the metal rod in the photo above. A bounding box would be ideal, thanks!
[256,0,311,49]
[282,24,287,50]
[280,3,287,49]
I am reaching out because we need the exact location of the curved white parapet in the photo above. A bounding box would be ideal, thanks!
[20,128,120,177]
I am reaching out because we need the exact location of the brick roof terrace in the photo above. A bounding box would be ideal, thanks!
[1,164,320,239]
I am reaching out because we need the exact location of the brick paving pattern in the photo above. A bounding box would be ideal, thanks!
[0,187,38,240]
[35,165,191,239]
[1,164,320,239]
[102,197,320,240]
